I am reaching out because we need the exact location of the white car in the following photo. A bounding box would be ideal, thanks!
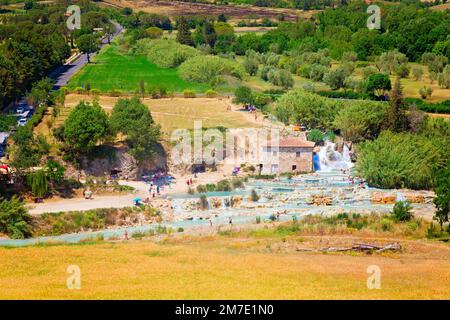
[15,106,25,114]
[17,118,28,126]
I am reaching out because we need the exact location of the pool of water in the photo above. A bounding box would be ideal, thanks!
[0,170,428,247]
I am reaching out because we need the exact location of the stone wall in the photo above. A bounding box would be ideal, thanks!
[260,147,313,174]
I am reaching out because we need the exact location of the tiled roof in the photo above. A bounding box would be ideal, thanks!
[265,137,315,148]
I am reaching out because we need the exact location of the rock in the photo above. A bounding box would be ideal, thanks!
[309,194,333,206]
[371,192,396,204]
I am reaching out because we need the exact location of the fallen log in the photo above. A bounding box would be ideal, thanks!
[296,242,401,253]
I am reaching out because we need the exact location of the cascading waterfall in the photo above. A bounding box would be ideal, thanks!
[318,141,354,172]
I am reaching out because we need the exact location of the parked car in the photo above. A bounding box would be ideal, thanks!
[15,106,25,114]
[17,118,28,126]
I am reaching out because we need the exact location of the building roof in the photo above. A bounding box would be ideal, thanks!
[265,137,315,148]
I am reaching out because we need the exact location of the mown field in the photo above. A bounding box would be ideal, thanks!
[1,229,450,299]
[37,94,259,143]
[67,45,209,94]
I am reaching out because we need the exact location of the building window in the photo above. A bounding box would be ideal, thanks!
[272,151,277,156]
[296,152,301,157]
[292,165,297,171]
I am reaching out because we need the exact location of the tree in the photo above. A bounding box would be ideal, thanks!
[323,67,349,90]
[376,51,408,75]
[309,64,328,82]
[217,13,227,23]
[394,63,410,78]
[243,54,258,76]
[77,34,100,63]
[412,67,423,80]
[419,86,432,99]
[0,196,32,239]
[27,170,48,199]
[307,129,324,144]
[433,162,450,231]
[365,73,391,98]
[176,16,193,46]
[391,201,413,222]
[146,26,163,39]
[234,86,253,105]
[202,21,217,48]
[63,101,110,154]
[28,78,54,107]
[438,66,450,89]
[110,97,160,162]
[387,78,408,132]
[139,80,145,98]
[103,23,115,44]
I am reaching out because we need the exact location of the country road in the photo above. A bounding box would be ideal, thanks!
[49,21,123,89]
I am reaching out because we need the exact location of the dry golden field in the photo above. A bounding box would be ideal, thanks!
[36,94,259,140]
[1,230,450,299]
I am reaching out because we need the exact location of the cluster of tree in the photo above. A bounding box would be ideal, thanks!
[0,3,70,109]
[0,1,119,109]
[178,55,245,84]
[188,2,449,62]
[54,98,160,163]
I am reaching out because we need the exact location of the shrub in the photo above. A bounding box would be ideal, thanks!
[250,189,260,202]
[256,216,261,224]
[307,129,323,143]
[183,90,196,98]
[200,194,209,210]
[419,86,433,99]
[146,27,163,39]
[205,89,217,98]
[309,64,328,82]
[234,86,253,104]
[0,196,33,239]
[391,201,413,222]
[323,67,349,90]
[216,179,231,191]
[412,67,423,80]
[178,55,245,83]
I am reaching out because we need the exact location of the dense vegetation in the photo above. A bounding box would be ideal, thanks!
[0,0,116,109]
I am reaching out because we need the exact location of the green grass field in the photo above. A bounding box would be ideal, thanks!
[68,45,209,94]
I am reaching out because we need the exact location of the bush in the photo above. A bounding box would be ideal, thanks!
[205,89,217,98]
[178,55,245,83]
[250,189,260,202]
[307,129,323,144]
[146,27,163,39]
[0,196,33,239]
[391,201,413,222]
[146,39,201,68]
[405,98,450,114]
[234,86,253,104]
[183,90,196,98]
[419,86,433,99]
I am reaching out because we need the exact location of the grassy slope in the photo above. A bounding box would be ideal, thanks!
[68,45,209,94]
[1,232,450,299]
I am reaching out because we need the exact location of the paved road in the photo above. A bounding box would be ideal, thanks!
[49,21,123,90]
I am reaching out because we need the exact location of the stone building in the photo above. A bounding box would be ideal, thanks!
[259,137,315,175]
